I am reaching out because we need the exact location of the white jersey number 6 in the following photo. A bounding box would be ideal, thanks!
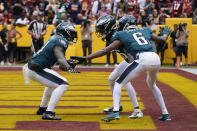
[133,32,148,45]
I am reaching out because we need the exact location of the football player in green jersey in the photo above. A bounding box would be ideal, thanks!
[103,15,143,119]
[71,15,171,122]
[23,22,79,120]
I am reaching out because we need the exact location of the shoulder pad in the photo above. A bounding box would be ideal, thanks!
[59,38,68,49]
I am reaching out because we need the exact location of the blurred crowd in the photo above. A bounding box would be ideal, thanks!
[0,0,196,26]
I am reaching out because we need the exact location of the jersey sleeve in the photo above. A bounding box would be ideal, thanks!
[56,37,68,50]
[145,27,152,34]
[112,31,126,42]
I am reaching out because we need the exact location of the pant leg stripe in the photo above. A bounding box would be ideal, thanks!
[116,61,139,84]
[36,70,68,85]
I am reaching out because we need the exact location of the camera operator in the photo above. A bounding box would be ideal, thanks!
[170,24,178,66]
[81,20,92,66]
[156,27,168,65]
[176,23,189,68]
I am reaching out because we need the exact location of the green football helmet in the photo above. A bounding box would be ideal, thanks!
[118,15,137,31]
[56,22,78,43]
[95,15,116,40]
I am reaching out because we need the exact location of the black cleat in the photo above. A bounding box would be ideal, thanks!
[36,106,47,115]
[42,111,62,120]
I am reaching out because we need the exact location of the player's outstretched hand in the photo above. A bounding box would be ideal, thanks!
[162,26,172,36]
[67,59,77,68]
[67,67,80,73]
[70,56,86,64]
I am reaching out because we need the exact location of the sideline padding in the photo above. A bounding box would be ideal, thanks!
[1,18,197,64]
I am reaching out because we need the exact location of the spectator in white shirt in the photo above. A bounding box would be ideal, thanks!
[16,14,29,26]
[138,0,146,12]
[91,0,100,16]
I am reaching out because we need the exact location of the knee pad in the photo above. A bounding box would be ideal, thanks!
[60,84,69,92]
[108,77,115,85]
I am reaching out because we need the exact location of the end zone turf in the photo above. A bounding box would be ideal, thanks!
[0,67,196,131]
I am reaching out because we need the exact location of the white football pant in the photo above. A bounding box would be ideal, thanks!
[23,64,68,112]
[113,52,169,114]
[108,60,139,108]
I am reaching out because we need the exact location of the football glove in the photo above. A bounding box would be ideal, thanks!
[70,56,86,64]
[66,66,80,73]
[67,59,77,68]
[161,26,172,36]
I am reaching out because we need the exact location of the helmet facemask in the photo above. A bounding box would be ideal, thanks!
[95,15,117,41]
[118,15,137,31]
[56,22,78,44]
[66,29,78,44]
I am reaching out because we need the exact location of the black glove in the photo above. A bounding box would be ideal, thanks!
[70,56,86,64]
[66,66,80,73]
[67,59,77,68]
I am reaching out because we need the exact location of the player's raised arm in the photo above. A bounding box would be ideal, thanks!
[151,26,172,43]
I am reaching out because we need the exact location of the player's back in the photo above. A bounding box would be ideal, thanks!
[114,27,153,59]
[31,35,68,69]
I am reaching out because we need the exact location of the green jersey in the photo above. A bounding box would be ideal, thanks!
[112,27,153,59]
[31,35,68,68]
[108,31,129,61]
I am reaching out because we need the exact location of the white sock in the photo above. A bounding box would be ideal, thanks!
[47,84,68,112]
[134,109,141,112]
[113,82,122,111]
[108,79,115,96]
[124,82,139,108]
[152,85,168,114]
[40,87,55,107]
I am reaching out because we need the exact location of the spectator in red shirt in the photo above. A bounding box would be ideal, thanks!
[127,0,138,15]
[173,0,184,17]
[2,10,12,24]
[184,0,192,17]
[81,0,91,16]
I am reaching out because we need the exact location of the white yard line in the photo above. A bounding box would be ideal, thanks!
[181,68,197,75]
